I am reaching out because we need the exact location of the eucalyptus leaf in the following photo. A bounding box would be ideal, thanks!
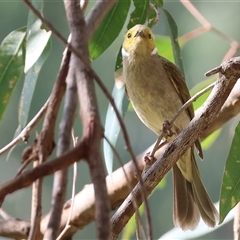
[89,0,130,60]
[16,39,51,137]
[162,8,184,75]
[24,19,51,73]
[18,0,51,133]
[0,27,26,121]
[220,122,240,223]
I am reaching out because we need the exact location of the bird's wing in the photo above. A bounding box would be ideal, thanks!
[162,57,203,159]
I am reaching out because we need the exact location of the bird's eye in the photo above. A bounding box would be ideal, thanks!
[127,33,131,38]
[149,34,152,39]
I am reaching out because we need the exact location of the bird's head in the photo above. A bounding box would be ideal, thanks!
[122,24,157,58]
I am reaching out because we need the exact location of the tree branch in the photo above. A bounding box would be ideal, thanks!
[0,219,30,239]
[63,0,110,239]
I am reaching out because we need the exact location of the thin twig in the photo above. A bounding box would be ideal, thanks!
[28,159,42,240]
[181,0,240,48]
[0,209,15,220]
[0,99,49,157]
[104,136,147,238]
[44,52,77,240]
[150,81,215,157]
[56,131,78,240]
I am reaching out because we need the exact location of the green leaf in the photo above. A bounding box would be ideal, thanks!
[89,0,130,60]
[27,0,43,27]
[220,122,240,223]
[152,0,163,7]
[162,8,184,75]
[103,81,129,175]
[16,39,51,136]
[24,19,51,73]
[16,0,51,134]
[0,27,26,121]
[127,0,149,29]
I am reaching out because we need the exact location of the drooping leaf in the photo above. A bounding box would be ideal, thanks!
[89,0,130,60]
[220,122,240,223]
[162,8,184,75]
[103,81,129,175]
[0,27,26,121]
[128,0,149,29]
[16,39,51,136]
[24,19,51,73]
[16,0,51,135]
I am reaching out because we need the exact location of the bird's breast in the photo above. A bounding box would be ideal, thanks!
[123,57,188,135]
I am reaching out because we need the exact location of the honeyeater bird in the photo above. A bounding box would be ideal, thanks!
[122,24,218,230]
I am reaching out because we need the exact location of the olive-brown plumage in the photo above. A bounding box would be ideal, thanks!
[122,24,218,230]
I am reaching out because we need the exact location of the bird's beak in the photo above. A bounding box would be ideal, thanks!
[134,30,145,38]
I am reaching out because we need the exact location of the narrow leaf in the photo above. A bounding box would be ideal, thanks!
[16,0,51,135]
[162,8,184,75]
[0,27,26,121]
[104,83,129,175]
[220,122,240,223]
[89,0,130,60]
[128,0,149,28]
[24,19,51,73]
[16,39,51,136]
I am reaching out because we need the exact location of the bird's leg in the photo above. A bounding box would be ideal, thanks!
[162,120,174,137]
[144,138,168,168]
[144,121,179,169]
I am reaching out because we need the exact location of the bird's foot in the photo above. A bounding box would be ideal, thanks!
[162,120,174,137]
[144,152,157,166]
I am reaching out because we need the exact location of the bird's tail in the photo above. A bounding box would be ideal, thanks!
[173,154,218,230]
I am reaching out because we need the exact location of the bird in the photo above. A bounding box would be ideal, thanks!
[121,24,218,230]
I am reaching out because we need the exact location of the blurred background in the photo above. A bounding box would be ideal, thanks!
[0,0,240,239]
